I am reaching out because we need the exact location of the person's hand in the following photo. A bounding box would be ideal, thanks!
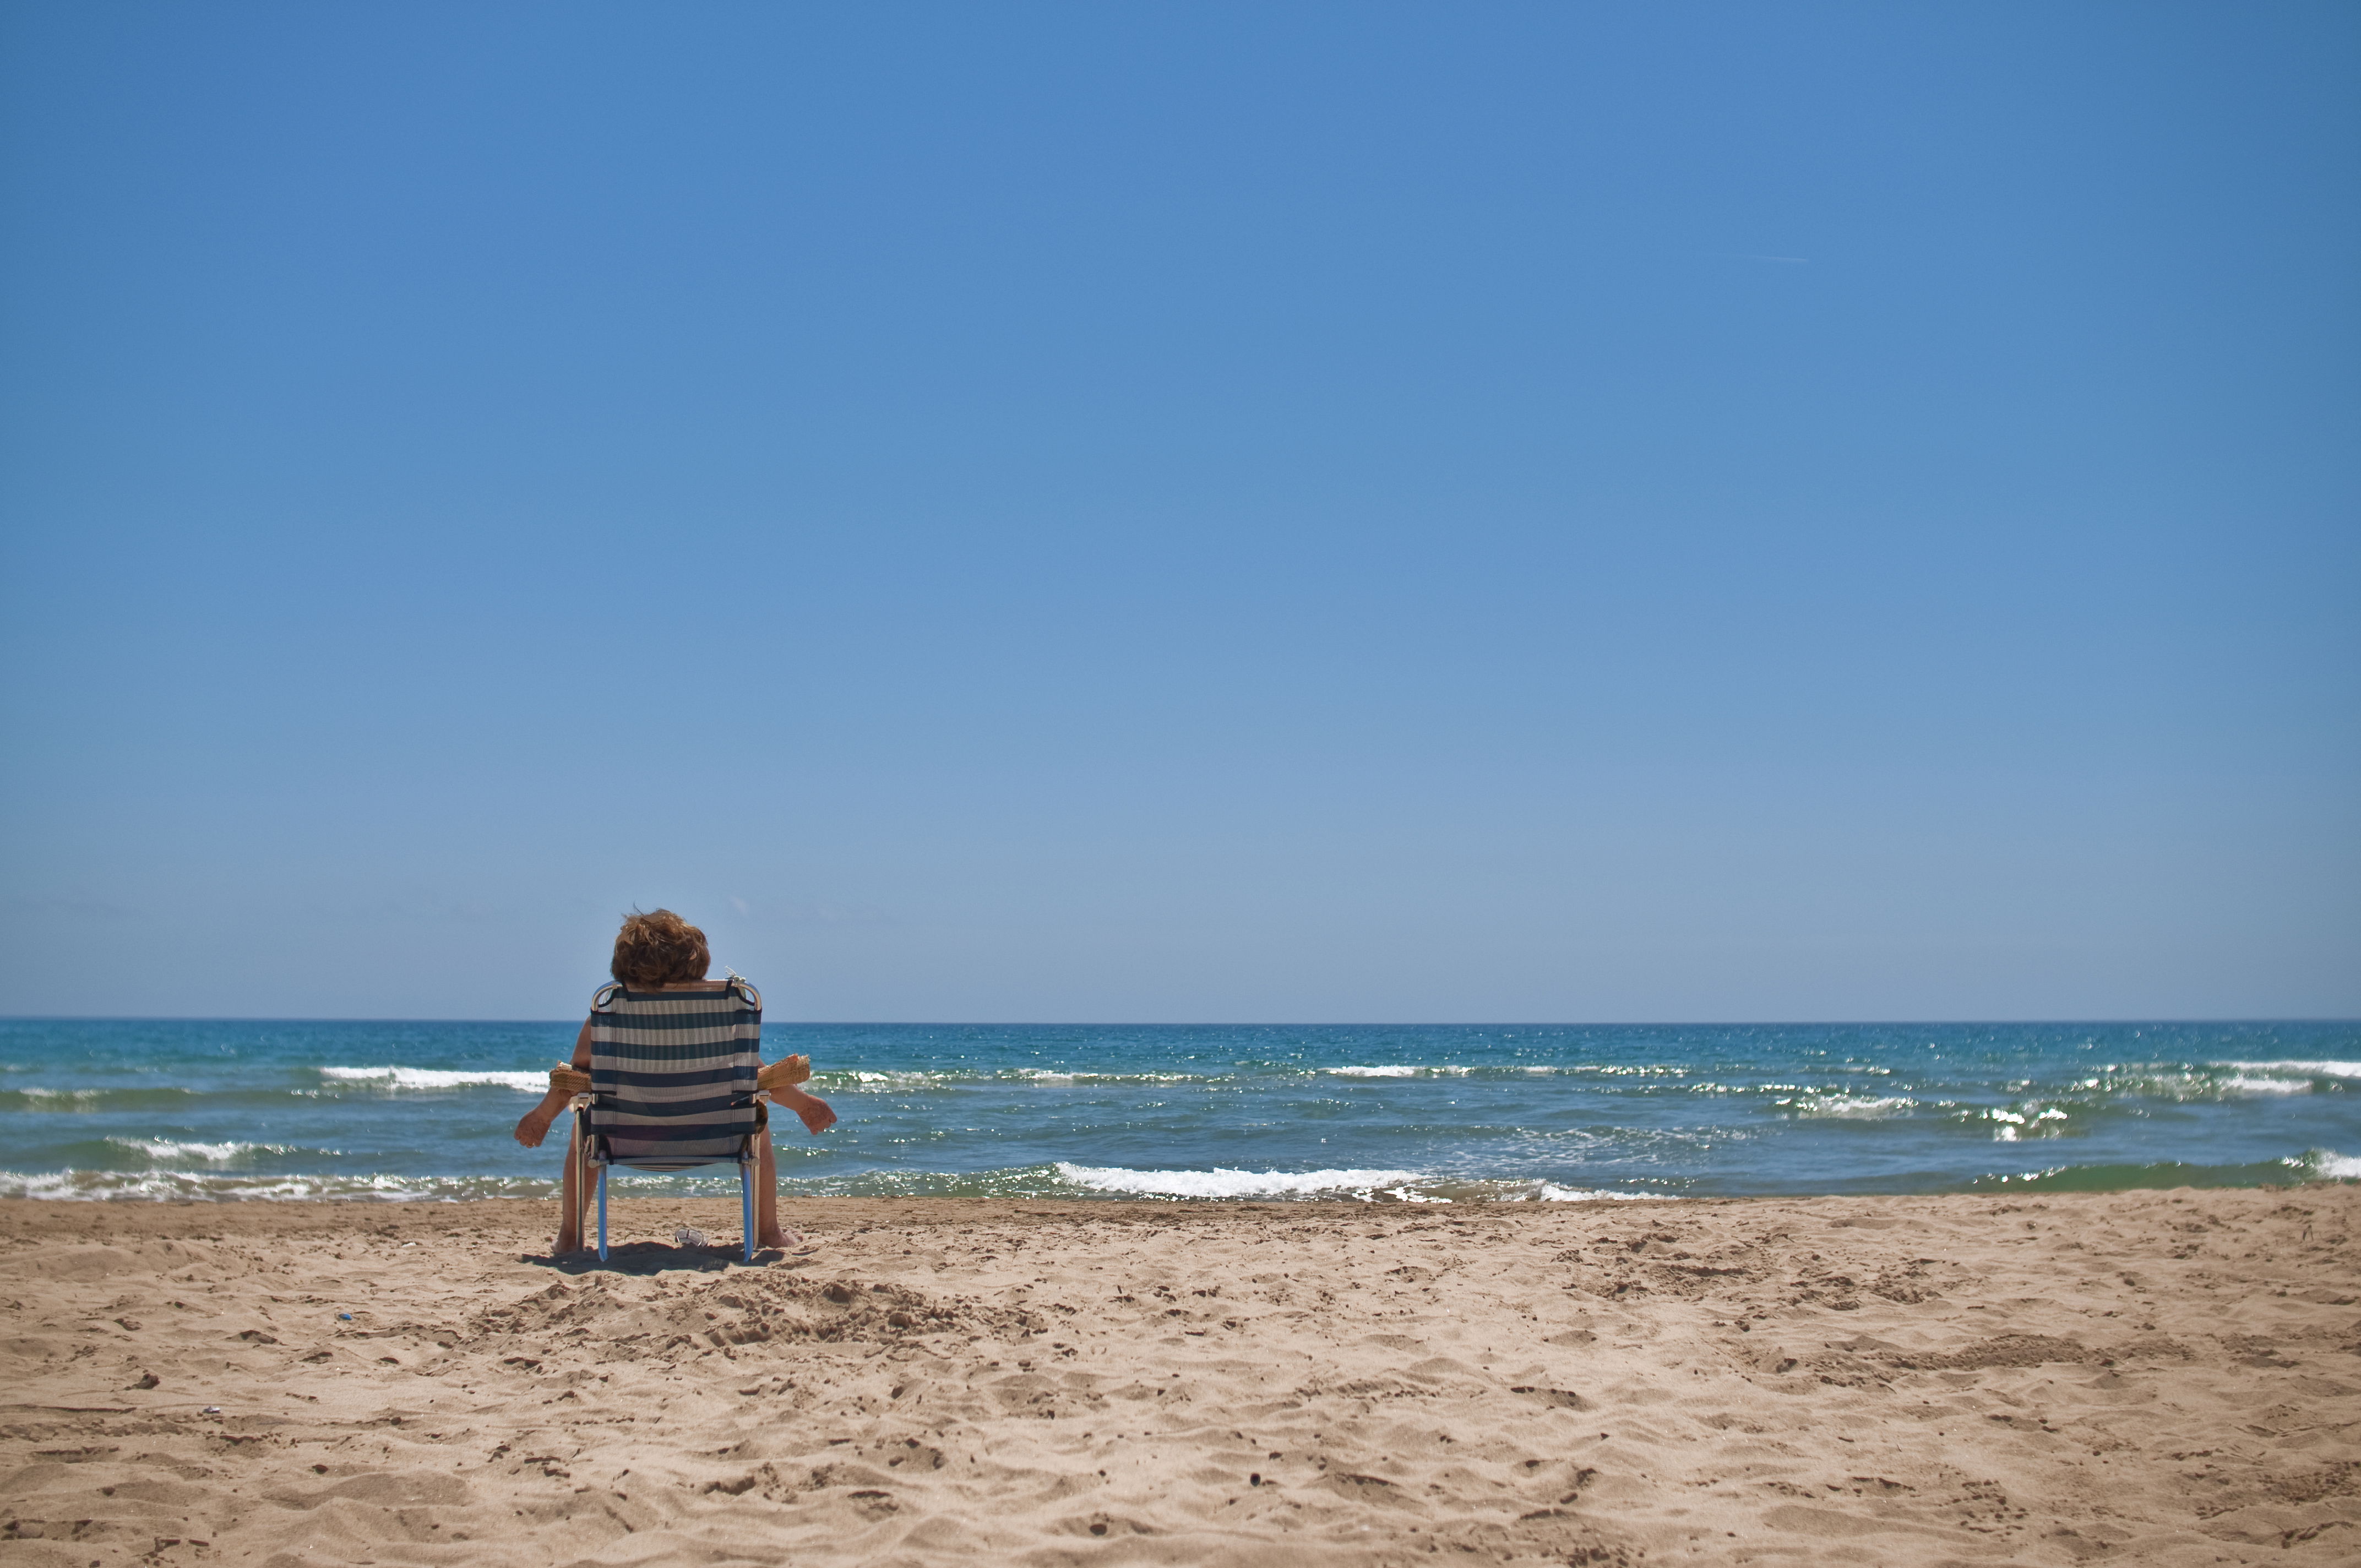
[514,1103,557,1148]
[771,1085,836,1135]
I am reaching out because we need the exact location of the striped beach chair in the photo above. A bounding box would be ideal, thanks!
[570,977,765,1264]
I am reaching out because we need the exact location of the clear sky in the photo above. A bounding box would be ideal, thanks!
[2,2,2355,1022]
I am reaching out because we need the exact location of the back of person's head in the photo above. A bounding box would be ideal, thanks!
[611,909,711,988]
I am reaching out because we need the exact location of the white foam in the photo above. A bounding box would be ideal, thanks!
[1052,1162,1423,1199]
[108,1139,258,1163]
[1323,1065,1471,1078]
[2221,1076,2313,1096]
[1783,1094,1916,1119]
[2220,1060,2361,1080]
[1015,1069,1200,1085]
[834,1068,1204,1088]
[0,1169,554,1202]
[1526,1183,1674,1202]
[2304,1150,2361,1180]
[320,1066,547,1091]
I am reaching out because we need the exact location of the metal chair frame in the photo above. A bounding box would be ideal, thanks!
[569,1093,760,1265]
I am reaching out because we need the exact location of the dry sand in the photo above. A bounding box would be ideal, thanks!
[2,1185,2357,1566]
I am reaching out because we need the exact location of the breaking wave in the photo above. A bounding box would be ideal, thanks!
[106,1137,273,1163]
[320,1066,548,1091]
[1052,1162,1425,1198]
[0,1169,562,1202]
[1778,1093,1917,1119]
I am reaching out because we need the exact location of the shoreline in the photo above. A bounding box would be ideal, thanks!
[3,1186,2358,1564]
[5,1151,2355,1207]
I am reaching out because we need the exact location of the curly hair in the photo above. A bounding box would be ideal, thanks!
[610,908,711,989]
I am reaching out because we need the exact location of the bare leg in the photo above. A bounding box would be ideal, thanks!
[755,1128,792,1250]
[556,1119,583,1254]
[745,1076,831,1253]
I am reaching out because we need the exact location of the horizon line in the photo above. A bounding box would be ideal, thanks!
[2,1015,2354,1028]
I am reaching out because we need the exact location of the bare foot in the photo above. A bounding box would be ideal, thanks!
[759,1227,810,1252]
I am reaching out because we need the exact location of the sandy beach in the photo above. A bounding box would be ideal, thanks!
[2,1185,2356,1566]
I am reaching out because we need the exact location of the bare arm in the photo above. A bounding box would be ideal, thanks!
[759,1053,836,1135]
[514,1019,593,1148]
[769,1080,837,1135]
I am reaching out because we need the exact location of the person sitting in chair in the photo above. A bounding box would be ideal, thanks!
[513,908,835,1256]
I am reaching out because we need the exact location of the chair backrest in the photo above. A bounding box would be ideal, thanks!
[586,978,763,1168]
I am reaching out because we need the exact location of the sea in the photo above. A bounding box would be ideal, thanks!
[2,1019,2357,1205]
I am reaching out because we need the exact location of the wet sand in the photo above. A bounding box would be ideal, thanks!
[2,1185,2357,1566]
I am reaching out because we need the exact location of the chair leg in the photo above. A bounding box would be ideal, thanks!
[572,1114,591,1253]
[741,1158,755,1264]
[596,1164,610,1262]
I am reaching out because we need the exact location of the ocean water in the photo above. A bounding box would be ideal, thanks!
[2,1019,2357,1205]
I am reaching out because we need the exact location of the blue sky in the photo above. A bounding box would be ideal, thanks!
[2,2,2354,1021]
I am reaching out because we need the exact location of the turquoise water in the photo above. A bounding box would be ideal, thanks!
[2,1019,2356,1203]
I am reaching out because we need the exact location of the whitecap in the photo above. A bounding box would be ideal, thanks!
[2300,1149,2361,1180]
[320,1066,547,1091]
[1525,1183,1674,1202]
[1779,1094,1916,1119]
[2220,1076,2313,1096]
[1051,1162,1423,1199]
[1324,1065,1470,1078]
[1011,1069,1201,1085]
[107,1138,258,1163]
[2218,1060,2361,1080]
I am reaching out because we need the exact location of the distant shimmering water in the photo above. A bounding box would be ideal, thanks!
[2,1019,2355,1204]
